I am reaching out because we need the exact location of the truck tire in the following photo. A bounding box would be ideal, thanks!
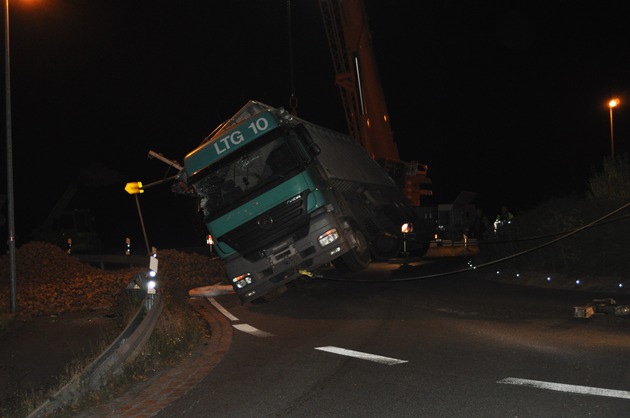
[332,228,371,272]
[251,285,288,304]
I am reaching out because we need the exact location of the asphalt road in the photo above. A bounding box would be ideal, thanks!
[153,260,630,417]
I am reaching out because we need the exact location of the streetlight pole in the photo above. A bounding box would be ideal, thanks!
[608,98,619,161]
[4,0,17,312]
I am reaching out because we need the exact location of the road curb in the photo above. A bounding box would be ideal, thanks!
[73,296,233,417]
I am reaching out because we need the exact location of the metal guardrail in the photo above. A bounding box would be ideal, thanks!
[27,292,164,418]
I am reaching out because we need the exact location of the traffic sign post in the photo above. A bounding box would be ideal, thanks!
[124,182,150,255]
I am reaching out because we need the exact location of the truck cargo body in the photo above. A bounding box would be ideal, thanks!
[183,101,422,303]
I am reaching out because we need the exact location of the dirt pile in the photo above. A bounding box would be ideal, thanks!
[0,242,227,316]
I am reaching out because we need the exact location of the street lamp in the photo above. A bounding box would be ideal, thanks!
[608,98,619,160]
[4,0,17,312]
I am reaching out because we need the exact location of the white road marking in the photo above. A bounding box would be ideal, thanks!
[315,346,408,365]
[207,297,239,321]
[498,377,630,400]
[232,323,275,337]
[207,297,275,337]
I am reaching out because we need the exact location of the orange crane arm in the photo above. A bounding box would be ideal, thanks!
[319,0,432,206]
[319,0,399,160]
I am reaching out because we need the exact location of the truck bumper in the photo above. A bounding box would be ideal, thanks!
[225,208,352,303]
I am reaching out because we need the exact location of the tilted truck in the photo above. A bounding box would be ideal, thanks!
[171,100,429,303]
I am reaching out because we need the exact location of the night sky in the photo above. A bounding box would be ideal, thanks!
[1,1,629,251]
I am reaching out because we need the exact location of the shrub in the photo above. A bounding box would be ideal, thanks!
[479,155,630,279]
[587,153,630,202]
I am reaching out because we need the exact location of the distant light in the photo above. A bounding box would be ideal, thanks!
[496,270,500,275]
[618,283,624,288]
[515,273,520,278]
[609,98,620,108]
[575,279,581,285]
[546,276,552,282]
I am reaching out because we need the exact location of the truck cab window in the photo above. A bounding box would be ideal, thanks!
[263,142,294,178]
[194,134,301,218]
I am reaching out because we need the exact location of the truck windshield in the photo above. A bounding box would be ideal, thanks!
[193,133,302,218]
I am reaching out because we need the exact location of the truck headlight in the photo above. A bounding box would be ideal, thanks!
[318,228,339,247]
[232,273,253,289]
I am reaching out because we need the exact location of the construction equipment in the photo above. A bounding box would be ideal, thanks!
[319,0,475,256]
[319,0,436,259]
[319,0,433,207]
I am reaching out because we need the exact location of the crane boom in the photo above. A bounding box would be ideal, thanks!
[319,0,432,206]
[319,0,397,160]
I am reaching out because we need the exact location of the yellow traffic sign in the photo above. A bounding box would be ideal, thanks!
[125,182,144,195]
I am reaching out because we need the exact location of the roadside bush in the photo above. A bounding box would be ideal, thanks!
[509,197,629,277]
[479,155,630,279]
[587,153,630,201]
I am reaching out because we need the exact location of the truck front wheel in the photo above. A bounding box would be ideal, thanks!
[251,285,288,304]
[332,228,371,272]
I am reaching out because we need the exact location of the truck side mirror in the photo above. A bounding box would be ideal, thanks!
[294,124,321,156]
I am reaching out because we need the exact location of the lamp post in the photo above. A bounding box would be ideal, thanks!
[4,0,17,312]
[608,98,619,160]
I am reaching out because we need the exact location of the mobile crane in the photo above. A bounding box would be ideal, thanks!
[319,0,433,208]
[319,0,435,256]
[318,0,480,256]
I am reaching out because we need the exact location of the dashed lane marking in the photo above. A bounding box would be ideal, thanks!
[208,299,408,360]
[208,297,239,321]
[498,377,630,400]
[232,323,275,337]
[208,297,275,337]
[315,346,408,365]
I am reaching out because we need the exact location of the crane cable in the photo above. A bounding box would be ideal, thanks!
[316,200,630,283]
[287,0,299,116]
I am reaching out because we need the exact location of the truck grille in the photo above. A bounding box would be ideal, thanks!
[219,191,310,259]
